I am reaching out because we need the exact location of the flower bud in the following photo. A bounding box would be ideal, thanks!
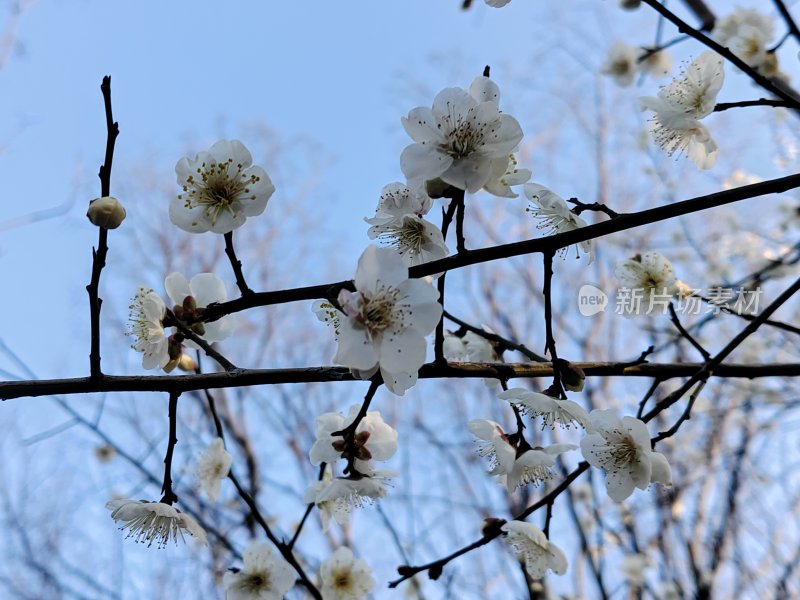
[557,359,586,393]
[87,196,126,229]
[177,353,197,372]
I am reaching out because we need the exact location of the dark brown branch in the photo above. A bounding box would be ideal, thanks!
[389,463,589,588]
[714,99,793,112]
[542,252,564,397]
[668,302,710,360]
[443,310,548,362]
[647,276,800,434]
[197,174,800,323]
[773,0,800,47]
[224,231,253,296]
[5,361,800,399]
[642,0,800,108]
[159,392,180,505]
[87,76,119,379]
[434,198,459,363]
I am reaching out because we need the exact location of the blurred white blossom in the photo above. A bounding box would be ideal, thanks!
[319,547,375,600]
[196,437,232,502]
[223,542,294,600]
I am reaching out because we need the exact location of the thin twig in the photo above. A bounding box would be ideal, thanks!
[224,231,253,296]
[159,392,180,505]
[86,76,119,379]
[668,302,710,360]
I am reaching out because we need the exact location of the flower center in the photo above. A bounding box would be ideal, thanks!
[440,103,489,159]
[333,571,352,589]
[243,571,270,593]
[353,286,402,339]
[608,435,639,467]
[180,159,262,226]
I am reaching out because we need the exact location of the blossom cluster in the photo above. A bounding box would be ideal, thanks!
[101,0,776,586]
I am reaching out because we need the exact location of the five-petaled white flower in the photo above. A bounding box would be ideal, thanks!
[196,437,232,502]
[330,245,442,395]
[309,405,398,474]
[165,272,235,345]
[580,409,672,502]
[713,9,775,72]
[365,182,448,267]
[400,77,523,193]
[614,251,681,316]
[319,547,376,600]
[170,139,275,234]
[640,52,725,169]
[501,521,568,579]
[223,542,295,600]
[128,287,169,370]
[106,498,207,548]
[524,183,594,262]
[499,388,590,429]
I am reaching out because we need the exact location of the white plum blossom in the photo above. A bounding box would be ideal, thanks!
[165,272,235,344]
[223,542,295,600]
[319,547,376,600]
[614,251,681,316]
[309,405,398,474]
[468,419,516,477]
[128,287,169,370]
[580,409,672,502]
[170,139,275,234]
[483,153,532,198]
[330,245,442,395]
[501,521,568,579]
[499,388,590,429]
[713,9,775,72]
[306,470,393,529]
[504,444,577,492]
[196,437,232,502]
[400,77,523,193]
[365,183,448,267]
[601,43,672,86]
[106,498,207,548]
[524,183,594,262]
[640,52,725,169]
[601,42,639,87]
